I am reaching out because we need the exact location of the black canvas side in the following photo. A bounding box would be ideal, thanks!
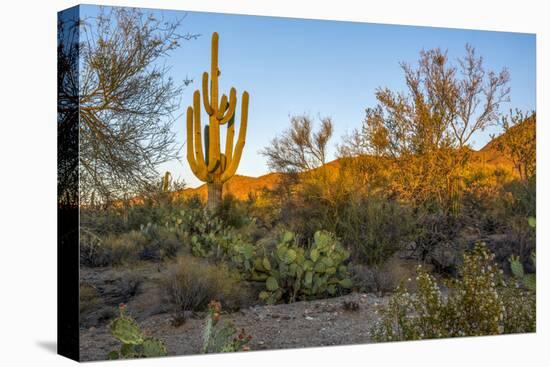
[57,5,80,362]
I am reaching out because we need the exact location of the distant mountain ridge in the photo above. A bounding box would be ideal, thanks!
[176,121,532,200]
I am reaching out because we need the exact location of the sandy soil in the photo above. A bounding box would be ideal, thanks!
[79,270,388,362]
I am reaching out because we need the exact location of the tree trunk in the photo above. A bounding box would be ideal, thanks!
[207,181,223,213]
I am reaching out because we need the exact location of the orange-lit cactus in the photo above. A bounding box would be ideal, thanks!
[186,32,249,212]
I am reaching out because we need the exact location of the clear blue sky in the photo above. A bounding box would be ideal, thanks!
[81,5,536,188]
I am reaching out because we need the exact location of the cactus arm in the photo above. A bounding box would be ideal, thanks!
[186,105,208,182]
[186,106,198,170]
[217,94,228,120]
[204,125,210,165]
[220,153,227,172]
[202,72,213,115]
[224,116,235,166]
[186,106,201,178]
[221,91,248,182]
[193,91,208,180]
[219,87,237,125]
[207,116,221,173]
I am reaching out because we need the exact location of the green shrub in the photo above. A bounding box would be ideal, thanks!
[98,231,148,266]
[371,243,535,342]
[501,286,536,333]
[163,256,250,324]
[80,208,127,235]
[215,194,253,229]
[337,196,416,265]
[501,178,536,219]
[107,304,167,359]
[254,230,353,304]
[138,223,182,260]
[81,224,184,267]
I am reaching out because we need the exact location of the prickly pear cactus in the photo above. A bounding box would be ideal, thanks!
[109,313,144,345]
[202,301,252,353]
[107,304,168,359]
[508,217,536,292]
[509,254,536,292]
[258,230,353,304]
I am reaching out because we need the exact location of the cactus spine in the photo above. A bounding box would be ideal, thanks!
[186,32,249,212]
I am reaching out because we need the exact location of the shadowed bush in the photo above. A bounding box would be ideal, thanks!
[163,256,251,325]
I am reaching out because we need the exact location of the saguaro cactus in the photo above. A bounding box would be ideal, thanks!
[186,32,249,212]
[161,171,172,193]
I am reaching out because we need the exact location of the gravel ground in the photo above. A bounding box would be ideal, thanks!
[79,291,388,361]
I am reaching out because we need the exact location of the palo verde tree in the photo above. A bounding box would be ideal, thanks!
[261,115,334,174]
[342,45,510,211]
[72,7,198,205]
[186,32,250,212]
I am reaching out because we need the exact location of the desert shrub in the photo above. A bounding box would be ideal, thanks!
[163,256,250,324]
[406,209,468,275]
[138,223,182,260]
[201,301,252,353]
[80,229,109,267]
[337,195,416,265]
[266,173,416,266]
[80,208,127,235]
[81,225,183,267]
[80,283,101,315]
[460,167,507,232]
[80,230,145,267]
[479,215,536,272]
[107,304,167,360]
[501,286,536,333]
[252,230,353,304]
[106,231,148,265]
[507,217,536,263]
[351,257,419,295]
[215,194,253,229]
[371,243,535,342]
[502,178,536,218]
